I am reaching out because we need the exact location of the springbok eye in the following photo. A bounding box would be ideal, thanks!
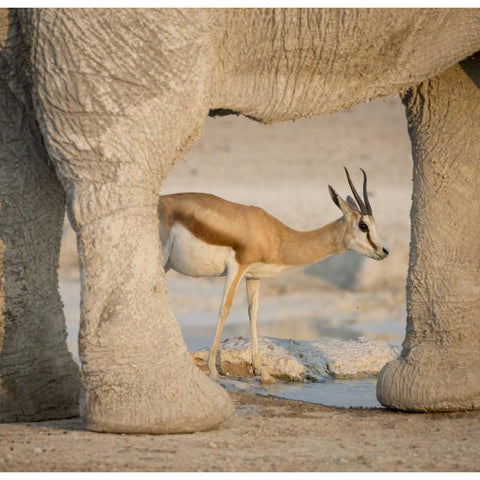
[359,221,369,233]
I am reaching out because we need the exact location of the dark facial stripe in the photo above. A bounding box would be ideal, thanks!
[366,232,378,251]
[360,215,378,251]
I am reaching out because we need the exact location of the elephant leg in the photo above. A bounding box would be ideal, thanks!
[377,56,480,412]
[20,8,232,434]
[70,184,233,433]
[0,35,80,421]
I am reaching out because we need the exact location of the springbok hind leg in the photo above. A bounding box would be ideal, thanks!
[161,236,172,273]
[207,262,246,379]
[246,278,275,384]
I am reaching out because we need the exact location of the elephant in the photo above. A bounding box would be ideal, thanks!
[0,8,479,434]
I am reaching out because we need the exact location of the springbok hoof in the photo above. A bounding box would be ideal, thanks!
[260,374,275,385]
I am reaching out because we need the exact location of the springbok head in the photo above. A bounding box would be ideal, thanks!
[329,167,389,261]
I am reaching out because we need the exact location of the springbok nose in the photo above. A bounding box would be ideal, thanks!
[382,247,389,256]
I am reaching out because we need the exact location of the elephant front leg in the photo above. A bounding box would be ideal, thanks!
[23,8,232,433]
[0,67,80,421]
[377,56,480,412]
[71,184,232,433]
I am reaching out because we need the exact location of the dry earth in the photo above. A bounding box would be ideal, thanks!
[1,393,479,472]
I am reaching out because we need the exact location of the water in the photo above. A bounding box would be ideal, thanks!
[263,378,381,408]
[219,376,382,408]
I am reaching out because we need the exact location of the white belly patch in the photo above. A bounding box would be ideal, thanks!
[246,262,290,278]
[166,223,233,277]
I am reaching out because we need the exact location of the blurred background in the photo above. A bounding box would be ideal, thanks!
[59,95,412,365]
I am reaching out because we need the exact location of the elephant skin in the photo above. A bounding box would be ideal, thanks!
[0,8,479,433]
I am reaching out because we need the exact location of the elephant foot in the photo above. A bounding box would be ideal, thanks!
[0,348,81,422]
[377,344,480,412]
[84,353,233,434]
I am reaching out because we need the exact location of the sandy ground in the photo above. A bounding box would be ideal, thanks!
[6,96,475,472]
[1,393,479,472]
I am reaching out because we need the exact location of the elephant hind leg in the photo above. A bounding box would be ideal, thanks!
[377,57,480,412]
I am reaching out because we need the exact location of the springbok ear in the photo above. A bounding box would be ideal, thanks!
[329,185,341,209]
[346,195,360,213]
[329,185,350,216]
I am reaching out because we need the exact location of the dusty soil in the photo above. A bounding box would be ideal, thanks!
[1,392,478,472]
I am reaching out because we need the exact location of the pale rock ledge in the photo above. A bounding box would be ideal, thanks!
[192,336,400,382]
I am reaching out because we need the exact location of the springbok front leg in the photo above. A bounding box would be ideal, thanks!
[246,278,275,384]
[207,260,246,379]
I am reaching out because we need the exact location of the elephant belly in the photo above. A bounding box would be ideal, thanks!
[167,223,232,277]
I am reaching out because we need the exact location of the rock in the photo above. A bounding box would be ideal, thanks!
[192,335,400,382]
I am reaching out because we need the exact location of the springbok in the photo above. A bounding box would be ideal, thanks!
[159,168,389,384]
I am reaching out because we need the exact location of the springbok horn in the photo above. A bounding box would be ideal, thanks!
[344,167,366,214]
[360,168,373,215]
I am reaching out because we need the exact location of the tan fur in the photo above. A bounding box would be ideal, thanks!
[159,192,347,268]
[159,190,387,383]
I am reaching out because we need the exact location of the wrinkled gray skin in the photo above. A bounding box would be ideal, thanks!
[0,9,479,434]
